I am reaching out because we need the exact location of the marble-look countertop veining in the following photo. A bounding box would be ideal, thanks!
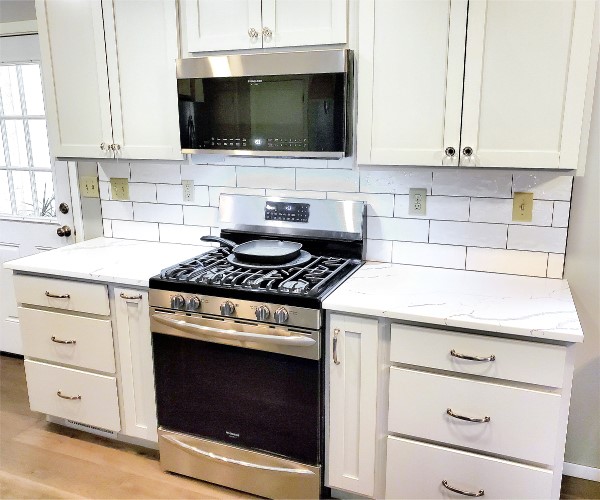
[323,262,583,343]
[3,237,211,287]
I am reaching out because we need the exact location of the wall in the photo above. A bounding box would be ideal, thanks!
[98,158,573,279]
[563,55,600,471]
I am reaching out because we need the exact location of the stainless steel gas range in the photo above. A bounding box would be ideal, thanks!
[148,194,365,499]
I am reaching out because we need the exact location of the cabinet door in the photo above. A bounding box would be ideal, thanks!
[183,0,263,53]
[460,0,597,169]
[35,0,113,158]
[103,0,183,161]
[327,314,378,497]
[113,288,157,442]
[261,0,347,48]
[357,0,467,166]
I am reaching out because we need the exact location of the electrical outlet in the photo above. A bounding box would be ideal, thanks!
[79,176,99,198]
[110,177,129,200]
[513,192,533,222]
[182,180,194,202]
[409,188,427,216]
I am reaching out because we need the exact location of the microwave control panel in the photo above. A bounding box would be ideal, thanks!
[265,202,310,223]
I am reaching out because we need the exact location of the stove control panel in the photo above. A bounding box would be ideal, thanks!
[265,201,309,223]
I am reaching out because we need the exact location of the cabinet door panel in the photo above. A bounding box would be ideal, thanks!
[184,0,262,53]
[357,0,466,166]
[104,0,182,161]
[261,0,347,48]
[461,0,596,169]
[35,0,113,158]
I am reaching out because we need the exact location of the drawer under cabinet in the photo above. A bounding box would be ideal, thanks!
[388,367,561,465]
[19,307,115,373]
[385,436,553,499]
[24,360,120,432]
[390,324,566,388]
[13,274,110,316]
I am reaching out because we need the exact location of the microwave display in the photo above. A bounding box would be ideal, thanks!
[177,72,346,155]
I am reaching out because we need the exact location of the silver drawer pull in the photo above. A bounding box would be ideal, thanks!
[333,328,341,365]
[51,336,76,345]
[450,349,495,362]
[45,291,70,299]
[120,292,142,300]
[56,391,81,400]
[442,479,484,497]
[447,408,490,423]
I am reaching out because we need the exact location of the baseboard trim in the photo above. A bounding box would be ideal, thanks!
[563,462,600,482]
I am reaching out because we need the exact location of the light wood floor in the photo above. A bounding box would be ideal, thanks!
[1,354,599,499]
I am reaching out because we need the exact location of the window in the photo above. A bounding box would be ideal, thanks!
[0,62,54,218]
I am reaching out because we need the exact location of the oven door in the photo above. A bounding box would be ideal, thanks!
[150,309,322,466]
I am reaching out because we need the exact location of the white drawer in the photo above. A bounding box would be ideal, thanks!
[386,436,553,499]
[20,307,115,373]
[14,274,109,316]
[24,360,120,432]
[388,367,561,465]
[390,324,566,388]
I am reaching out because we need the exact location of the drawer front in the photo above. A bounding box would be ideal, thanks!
[14,274,109,316]
[388,368,561,465]
[390,324,566,388]
[386,436,553,499]
[24,360,120,432]
[20,307,115,373]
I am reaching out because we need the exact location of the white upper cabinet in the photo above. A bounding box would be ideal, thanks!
[357,0,598,171]
[36,0,182,161]
[183,0,347,53]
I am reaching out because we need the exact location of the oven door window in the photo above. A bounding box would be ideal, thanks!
[152,333,321,465]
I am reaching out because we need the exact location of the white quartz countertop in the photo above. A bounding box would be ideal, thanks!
[3,237,210,287]
[323,262,583,343]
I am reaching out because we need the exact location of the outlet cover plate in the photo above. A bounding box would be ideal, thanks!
[513,192,533,222]
[79,176,99,198]
[182,179,194,202]
[409,188,427,216]
[110,177,130,201]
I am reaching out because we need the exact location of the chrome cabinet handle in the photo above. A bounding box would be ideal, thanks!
[56,391,81,400]
[447,408,490,423]
[442,479,484,497]
[45,291,70,299]
[248,27,259,38]
[120,292,142,300]
[333,328,341,365]
[51,336,76,345]
[262,26,272,37]
[450,349,495,362]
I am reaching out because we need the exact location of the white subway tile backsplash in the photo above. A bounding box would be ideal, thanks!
[130,162,181,184]
[181,164,236,186]
[209,187,266,207]
[265,158,328,169]
[98,161,130,182]
[433,169,512,198]
[512,172,573,201]
[111,220,159,241]
[99,181,110,200]
[365,239,392,262]
[547,253,565,278]
[328,156,355,169]
[183,205,219,226]
[102,219,112,238]
[265,189,327,199]
[100,200,133,220]
[190,155,265,167]
[392,242,466,269]
[466,248,548,277]
[157,184,209,206]
[430,221,507,248]
[552,201,570,227]
[394,195,469,221]
[128,183,157,203]
[469,198,553,226]
[159,223,211,245]
[133,203,183,224]
[237,167,295,189]
[360,167,433,194]
[327,192,394,217]
[367,217,429,242]
[297,168,359,192]
[507,225,567,253]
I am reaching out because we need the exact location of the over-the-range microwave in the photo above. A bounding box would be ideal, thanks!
[176,49,352,159]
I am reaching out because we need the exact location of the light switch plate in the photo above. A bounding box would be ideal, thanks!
[110,177,129,200]
[513,192,533,222]
[409,188,427,216]
[79,176,99,198]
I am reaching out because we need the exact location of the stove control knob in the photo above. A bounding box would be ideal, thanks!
[220,300,236,316]
[187,296,201,311]
[274,306,289,324]
[255,305,270,321]
[171,294,185,310]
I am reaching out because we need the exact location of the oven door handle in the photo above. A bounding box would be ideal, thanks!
[152,313,316,347]
[162,434,315,475]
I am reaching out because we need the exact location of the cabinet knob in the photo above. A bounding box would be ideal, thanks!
[445,146,456,157]
[262,27,272,38]
[100,142,107,151]
[248,27,259,38]
[462,146,473,157]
